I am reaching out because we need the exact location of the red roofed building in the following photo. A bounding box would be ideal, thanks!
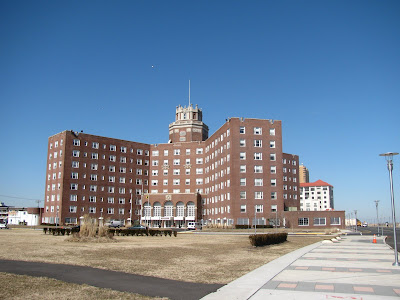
[300,180,334,211]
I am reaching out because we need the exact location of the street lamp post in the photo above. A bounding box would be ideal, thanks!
[354,210,358,233]
[379,152,399,267]
[374,200,380,236]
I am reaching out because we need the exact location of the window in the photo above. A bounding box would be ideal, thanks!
[69,206,77,213]
[73,139,80,146]
[151,180,158,186]
[196,148,203,154]
[91,153,98,159]
[271,179,276,186]
[255,205,263,213]
[254,165,263,173]
[270,166,276,174]
[239,139,246,147]
[239,152,246,160]
[270,141,276,148]
[152,150,159,156]
[92,142,99,149]
[89,196,96,202]
[270,153,276,161]
[90,185,97,192]
[109,176,115,182]
[255,191,263,199]
[270,128,275,136]
[196,168,203,174]
[107,208,114,214]
[173,169,180,175]
[72,161,79,168]
[72,150,80,157]
[121,146,127,153]
[119,198,125,204]
[196,178,203,185]
[119,167,126,173]
[240,191,246,199]
[90,174,97,181]
[173,159,180,165]
[89,207,96,213]
[137,159,142,165]
[120,157,126,163]
[109,155,116,162]
[271,192,277,199]
[174,149,181,155]
[298,218,309,226]
[196,158,203,164]
[314,217,326,226]
[239,126,245,134]
[254,178,263,186]
[173,179,180,185]
[254,153,262,160]
[254,140,262,147]
[91,163,98,170]
[240,205,246,213]
[108,187,115,193]
[70,183,78,190]
[330,217,341,225]
[240,165,246,173]
[71,172,79,179]
[271,205,277,212]
[152,170,159,176]
[240,178,246,186]
[110,145,116,151]
[70,195,77,201]
[254,127,262,135]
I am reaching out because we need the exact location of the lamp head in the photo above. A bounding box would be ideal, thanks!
[379,152,399,161]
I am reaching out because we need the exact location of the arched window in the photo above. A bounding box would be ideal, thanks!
[164,201,173,217]
[187,201,195,217]
[143,202,151,217]
[176,201,184,217]
[153,202,161,217]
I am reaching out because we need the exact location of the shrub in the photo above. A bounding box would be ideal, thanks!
[249,233,288,247]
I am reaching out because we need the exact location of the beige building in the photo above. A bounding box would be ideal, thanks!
[299,164,309,183]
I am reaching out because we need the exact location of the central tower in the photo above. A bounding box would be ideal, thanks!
[168,104,209,143]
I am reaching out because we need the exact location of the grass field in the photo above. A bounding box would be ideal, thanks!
[0,228,324,284]
[0,228,325,299]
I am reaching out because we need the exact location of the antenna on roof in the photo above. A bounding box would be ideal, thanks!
[188,80,191,107]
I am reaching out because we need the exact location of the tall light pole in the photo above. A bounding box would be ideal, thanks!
[379,152,399,267]
[354,210,358,233]
[374,200,380,236]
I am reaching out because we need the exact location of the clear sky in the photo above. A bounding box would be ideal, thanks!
[1,0,399,223]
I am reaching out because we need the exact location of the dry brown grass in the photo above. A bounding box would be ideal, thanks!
[0,228,324,284]
[0,272,165,300]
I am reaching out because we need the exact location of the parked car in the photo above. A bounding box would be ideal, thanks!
[106,220,123,228]
[128,225,147,230]
[0,223,9,229]
[187,222,202,230]
[362,222,368,227]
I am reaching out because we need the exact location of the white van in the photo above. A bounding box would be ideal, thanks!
[187,222,202,230]
[106,220,123,228]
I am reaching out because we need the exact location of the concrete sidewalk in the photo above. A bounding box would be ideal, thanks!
[202,234,400,299]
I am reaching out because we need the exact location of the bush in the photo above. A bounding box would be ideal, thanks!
[249,233,288,247]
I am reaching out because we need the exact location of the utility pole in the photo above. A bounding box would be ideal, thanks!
[374,200,380,236]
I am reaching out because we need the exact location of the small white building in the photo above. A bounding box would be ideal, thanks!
[8,207,41,226]
[300,180,334,211]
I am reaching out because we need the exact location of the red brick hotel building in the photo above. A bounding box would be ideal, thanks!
[43,104,344,229]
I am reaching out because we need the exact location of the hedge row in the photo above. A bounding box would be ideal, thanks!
[43,227,80,236]
[235,225,273,229]
[109,228,177,237]
[249,233,288,247]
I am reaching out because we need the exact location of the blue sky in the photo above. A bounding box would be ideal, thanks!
[1,0,399,223]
